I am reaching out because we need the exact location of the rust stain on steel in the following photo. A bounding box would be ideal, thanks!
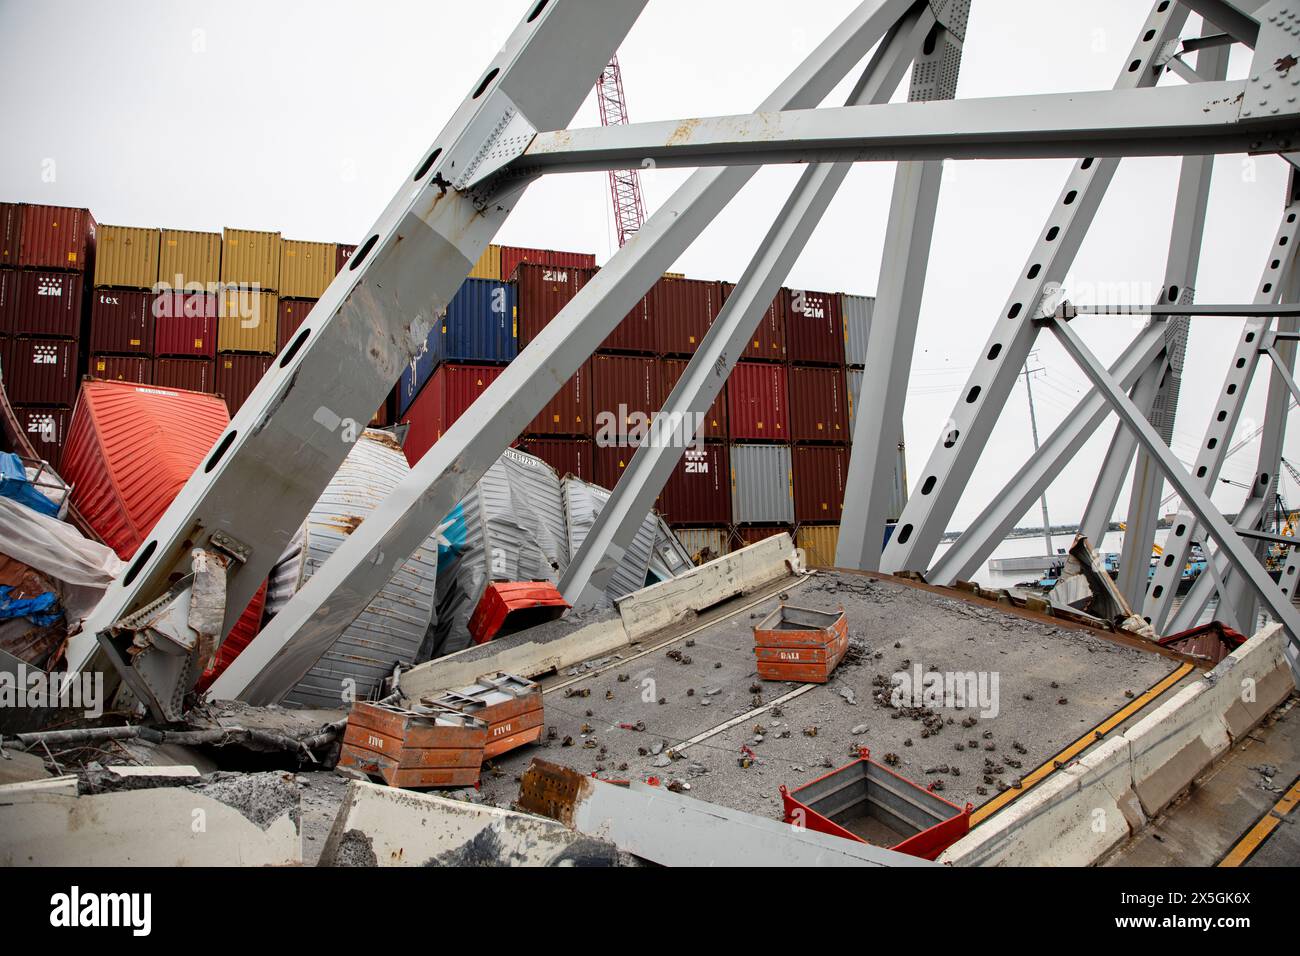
[666,117,701,146]
[321,515,365,536]
[517,758,595,828]
[1276,54,1298,76]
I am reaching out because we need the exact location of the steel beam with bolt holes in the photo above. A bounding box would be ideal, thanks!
[559,6,936,608]
[66,0,650,717]
[209,0,921,704]
[1142,186,1300,632]
[881,1,1189,575]
[1049,316,1300,653]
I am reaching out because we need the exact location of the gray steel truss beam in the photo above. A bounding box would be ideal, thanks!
[1048,317,1300,653]
[558,6,936,607]
[881,1,1189,574]
[1165,495,1269,632]
[209,0,922,703]
[66,0,651,713]
[1178,0,1262,45]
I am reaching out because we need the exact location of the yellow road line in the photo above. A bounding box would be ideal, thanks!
[971,662,1194,826]
[1218,775,1300,867]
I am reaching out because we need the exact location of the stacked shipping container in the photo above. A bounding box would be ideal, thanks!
[90,224,159,385]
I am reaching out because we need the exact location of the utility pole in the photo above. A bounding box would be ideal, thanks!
[1021,357,1053,558]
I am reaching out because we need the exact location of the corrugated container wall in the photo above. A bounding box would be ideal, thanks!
[444,277,516,364]
[90,354,152,385]
[728,361,788,441]
[651,277,722,357]
[514,262,592,346]
[400,363,504,466]
[592,443,633,490]
[154,291,217,357]
[723,283,786,362]
[796,526,840,568]
[591,354,660,445]
[4,338,78,406]
[842,293,873,368]
[672,528,729,565]
[158,229,221,289]
[19,205,95,272]
[784,288,845,366]
[14,271,82,338]
[519,438,593,482]
[216,353,273,416]
[335,243,356,274]
[730,443,794,525]
[526,359,591,436]
[93,226,159,289]
[661,357,727,441]
[788,365,849,443]
[601,293,654,354]
[217,289,277,353]
[562,476,658,603]
[658,442,730,527]
[792,444,848,523]
[13,406,69,467]
[155,357,216,393]
[279,240,336,299]
[277,298,315,352]
[846,368,862,434]
[0,203,22,266]
[0,269,15,332]
[468,243,502,280]
[500,246,596,283]
[90,289,154,354]
[221,228,281,291]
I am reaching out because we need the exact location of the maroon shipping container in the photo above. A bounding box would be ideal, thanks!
[600,292,654,354]
[278,298,316,352]
[90,288,154,354]
[659,442,730,526]
[651,277,723,357]
[336,243,356,274]
[792,444,848,523]
[723,283,786,362]
[728,361,788,441]
[90,354,152,385]
[520,438,594,482]
[0,268,16,333]
[661,357,727,441]
[154,291,218,357]
[591,354,660,448]
[526,358,591,436]
[784,288,845,366]
[155,357,216,393]
[514,262,593,346]
[593,443,634,491]
[500,246,596,283]
[13,405,70,467]
[731,525,791,549]
[13,270,83,338]
[3,337,78,406]
[0,203,22,266]
[788,365,849,444]
[399,363,504,466]
[19,204,95,272]
[216,353,273,417]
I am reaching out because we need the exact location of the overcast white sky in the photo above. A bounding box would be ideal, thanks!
[2,0,1295,534]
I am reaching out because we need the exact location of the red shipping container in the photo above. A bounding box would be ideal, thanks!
[788,365,849,443]
[519,438,593,482]
[731,525,791,549]
[336,243,356,274]
[659,442,731,526]
[600,292,654,354]
[60,379,230,558]
[661,357,727,441]
[501,246,596,283]
[14,270,83,338]
[591,354,660,449]
[3,337,77,406]
[0,268,17,333]
[19,204,95,272]
[89,354,152,385]
[400,363,504,466]
[0,203,22,266]
[784,288,845,366]
[215,353,273,416]
[722,282,786,362]
[12,405,70,467]
[526,359,591,436]
[728,361,788,440]
[652,277,723,357]
[277,298,316,352]
[514,262,593,346]
[792,444,848,523]
[194,582,268,693]
[593,443,635,491]
[155,357,216,393]
[154,291,218,357]
[90,288,154,354]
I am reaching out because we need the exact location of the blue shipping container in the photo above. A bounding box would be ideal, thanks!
[398,278,517,416]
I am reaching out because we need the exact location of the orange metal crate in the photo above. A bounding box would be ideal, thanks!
[753,604,849,684]
[338,701,488,789]
[424,673,544,759]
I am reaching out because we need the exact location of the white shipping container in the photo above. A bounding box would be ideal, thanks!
[730,443,794,525]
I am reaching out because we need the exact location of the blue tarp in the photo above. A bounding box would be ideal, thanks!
[0,585,62,627]
[0,452,60,518]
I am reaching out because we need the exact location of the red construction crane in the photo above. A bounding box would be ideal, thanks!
[594,55,647,248]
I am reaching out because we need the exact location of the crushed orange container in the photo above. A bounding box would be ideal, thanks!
[424,673,544,759]
[468,581,570,645]
[337,700,487,790]
[752,603,848,683]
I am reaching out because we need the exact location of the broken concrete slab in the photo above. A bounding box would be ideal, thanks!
[0,747,51,785]
[318,779,620,866]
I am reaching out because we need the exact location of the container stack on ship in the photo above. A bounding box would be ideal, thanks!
[153,227,222,394]
[215,227,279,416]
[88,224,159,387]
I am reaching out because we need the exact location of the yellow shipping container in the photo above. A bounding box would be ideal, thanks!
[221,228,282,291]
[218,289,278,354]
[93,225,160,289]
[279,239,337,299]
[796,526,840,569]
[467,244,501,280]
[158,229,222,290]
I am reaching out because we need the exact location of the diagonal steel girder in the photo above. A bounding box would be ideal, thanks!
[1049,317,1300,653]
[558,5,937,608]
[1165,496,1269,633]
[209,0,923,703]
[879,0,1189,575]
